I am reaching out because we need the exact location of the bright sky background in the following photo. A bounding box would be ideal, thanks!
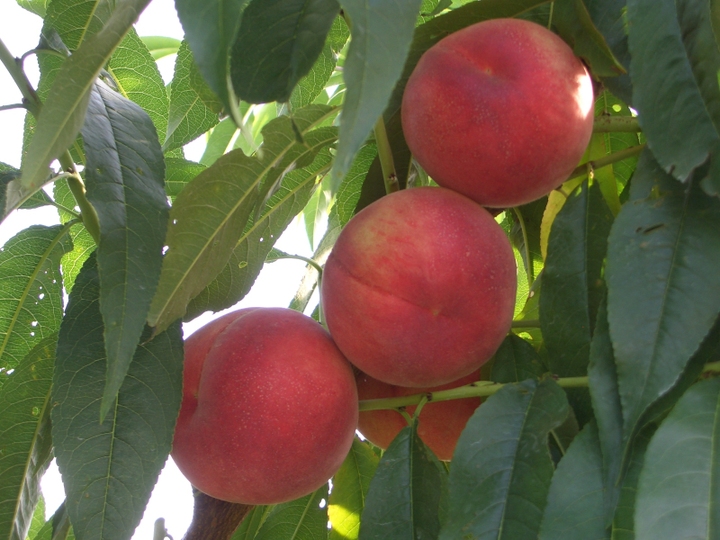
[0,1,321,538]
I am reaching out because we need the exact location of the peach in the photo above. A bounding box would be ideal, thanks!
[321,186,516,387]
[171,307,358,505]
[401,18,594,208]
[357,370,483,461]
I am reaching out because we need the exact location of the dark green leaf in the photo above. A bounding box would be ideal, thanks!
[231,505,273,539]
[611,428,653,540]
[0,224,72,374]
[587,300,623,526]
[185,134,334,319]
[606,150,720,454]
[328,438,379,540]
[490,333,546,384]
[330,0,422,189]
[254,485,328,540]
[627,0,720,193]
[0,337,55,540]
[164,41,222,153]
[81,82,168,420]
[175,0,250,114]
[552,0,625,78]
[231,0,340,103]
[108,28,170,142]
[541,180,613,424]
[439,379,569,540]
[335,142,377,226]
[52,254,183,540]
[14,0,153,208]
[359,421,446,540]
[539,421,608,540]
[635,379,720,539]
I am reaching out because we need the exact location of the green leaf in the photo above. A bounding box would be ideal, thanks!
[175,0,250,114]
[0,166,53,212]
[490,333,546,384]
[26,495,46,540]
[606,150,720,454]
[0,337,55,540]
[539,421,608,540]
[16,0,48,17]
[540,180,613,424]
[335,142,376,226]
[359,421,446,540]
[230,0,340,103]
[611,428,653,540]
[0,224,72,374]
[140,35,182,60]
[200,117,239,166]
[635,379,720,539]
[627,0,720,194]
[184,133,335,320]
[164,158,206,201]
[51,254,183,540]
[552,0,626,78]
[439,378,570,540]
[254,485,329,540]
[164,41,222,153]
[587,300,623,526]
[14,0,153,208]
[107,28,169,142]
[231,505,273,539]
[330,0,422,189]
[289,16,349,109]
[328,438,379,540]
[81,83,168,420]
[153,107,336,328]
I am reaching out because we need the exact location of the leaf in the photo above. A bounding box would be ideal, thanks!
[107,28,170,142]
[140,36,182,60]
[439,378,570,540]
[635,379,720,539]
[0,224,72,374]
[185,136,334,320]
[175,0,251,114]
[627,0,720,194]
[611,428,653,540]
[490,333,546,384]
[164,41,222,153]
[552,0,626,78]
[289,16,350,109]
[330,0,422,189]
[230,0,340,103]
[0,166,53,211]
[359,421,446,540]
[587,300,624,526]
[26,495,46,540]
[51,253,184,540]
[160,108,336,326]
[0,337,55,540]
[81,82,168,420]
[15,0,153,207]
[200,117,239,166]
[16,0,48,17]
[254,485,329,540]
[328,438,379,540]
[53,181,95,294]
[164,158,206,201]
[540,180,614,424]
[231,505,273,539]
[335,142,376,225]
[606,150,720,453]
[539,421,608,540]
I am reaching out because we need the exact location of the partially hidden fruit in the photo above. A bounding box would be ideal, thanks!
[401,18,594,208]
[171,307,358,505]
[357,370,483,461]
[321,186,516,388]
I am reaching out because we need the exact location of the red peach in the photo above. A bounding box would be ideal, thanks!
[171,307,358,505]
[321,186,516,387]
[401,18,594,208]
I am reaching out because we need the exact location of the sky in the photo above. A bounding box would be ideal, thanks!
[0,1,321,538]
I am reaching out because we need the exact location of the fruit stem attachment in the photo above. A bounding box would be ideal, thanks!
[374,116,399,194]
[593,116,641,133]
[567,143,646,183]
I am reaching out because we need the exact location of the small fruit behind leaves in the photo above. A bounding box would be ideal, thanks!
[171,307,358,505]
[357,370,483,461]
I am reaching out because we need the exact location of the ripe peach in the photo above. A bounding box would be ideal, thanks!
[401,18,594,208]
[357,370,483,461]
[321,186,516,387]
[171,307,358,505]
